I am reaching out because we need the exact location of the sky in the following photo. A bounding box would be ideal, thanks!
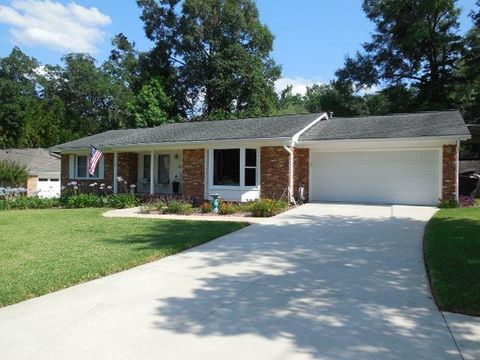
[0,0,478,94]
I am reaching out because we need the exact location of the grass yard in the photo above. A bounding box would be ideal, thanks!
[424,207,480,316]
[0,208,247,307]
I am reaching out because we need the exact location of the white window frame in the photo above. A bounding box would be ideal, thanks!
[208,147,260,190]
[71,154,104,180]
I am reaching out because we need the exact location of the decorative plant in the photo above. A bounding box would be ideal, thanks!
[0,160,28,187]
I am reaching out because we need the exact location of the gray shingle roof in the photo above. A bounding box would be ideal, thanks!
[300,110,470,141]
[52,113,323,150]
[0,148,60,175]
[51,110,470,151]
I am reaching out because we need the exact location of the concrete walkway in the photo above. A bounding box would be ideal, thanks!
[1,203,479,360]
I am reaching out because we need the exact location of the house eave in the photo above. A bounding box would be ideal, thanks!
[297,134,471,146]
[51,137,294,154]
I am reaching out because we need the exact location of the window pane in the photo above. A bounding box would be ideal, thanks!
[245,168,257,186]
[158,155,170,184]
[214,149,240,186]
[245,149,257,167]
[143,155,151,180]
[77,156,87,178]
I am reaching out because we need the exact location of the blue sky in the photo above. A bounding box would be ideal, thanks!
[0,0,478,93]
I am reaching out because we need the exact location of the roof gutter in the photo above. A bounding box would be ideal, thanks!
[51,137,293,153]
[297,134,471,145]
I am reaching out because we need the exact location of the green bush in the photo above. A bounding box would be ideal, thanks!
[200,202,213,213]
[219,202,238,215]
[0,160,29,187]
[163,201,194,215]
[250,199,288,217]
[138,204,155,214]
[66,194,104,208]
[0,200,11,211]
[107,194,140,209]
[438,198,459,209]
[0,196,61,211]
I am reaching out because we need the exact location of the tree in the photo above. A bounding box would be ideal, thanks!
[0,48,40,147]
[128,78,176,127]
[336,0,463,110]
[275,85,308,115]
[304,82,368,117]
[456,1,480,123]
[136,0,281,119]
[102,34,141,129]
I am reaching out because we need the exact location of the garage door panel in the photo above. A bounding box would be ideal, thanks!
[310,150,440,206]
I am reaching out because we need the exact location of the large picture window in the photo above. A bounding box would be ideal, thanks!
[212,148,258,187]
[214,149,240,186]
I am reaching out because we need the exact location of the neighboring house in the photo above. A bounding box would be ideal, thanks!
[51,110,470,206]
[0,148,61,198]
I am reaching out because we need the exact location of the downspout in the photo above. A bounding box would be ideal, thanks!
[283,145,295,204]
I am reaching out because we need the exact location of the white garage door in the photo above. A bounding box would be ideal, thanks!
[310,150,441,206]
[37,178,60,198]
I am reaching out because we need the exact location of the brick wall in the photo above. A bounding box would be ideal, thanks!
[183,149,205,200]
[61,153,138,193]
[294,148,310,202]
[260,146,290,199]
[442,144,457,200]
[118,153,138,187]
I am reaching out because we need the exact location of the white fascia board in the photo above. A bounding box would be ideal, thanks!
[298,135,471,151]
[291,113,328,145]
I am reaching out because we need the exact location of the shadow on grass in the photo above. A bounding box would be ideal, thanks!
[145,212,460,359]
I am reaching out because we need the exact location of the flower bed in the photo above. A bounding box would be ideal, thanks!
[139,198,289,218]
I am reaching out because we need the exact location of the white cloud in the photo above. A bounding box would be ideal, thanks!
[275,77,324,96]
[0,0,111,53]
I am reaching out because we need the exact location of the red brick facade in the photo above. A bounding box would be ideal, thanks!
[183,149,205,200]
[294,148,310,201]
[260,146,290,199]
[60,153,138,193]
[442,144,457,200]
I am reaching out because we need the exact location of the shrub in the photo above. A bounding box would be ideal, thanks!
[438,198,459,209]
[0,200,11,211]
[0,160,29,187]
[138,204,155,214]
[459,195,477,208]
[107,194,140,209]
[219,202,238,215]
[250,199,288,217]
[66,194,104,208]
[200,202,213,213]
[0,196,61,211]
[163,201,194,215]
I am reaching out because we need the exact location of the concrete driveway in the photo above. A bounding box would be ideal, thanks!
[1,203,478,360]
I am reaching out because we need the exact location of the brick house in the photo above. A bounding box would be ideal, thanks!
[51,111,470,206]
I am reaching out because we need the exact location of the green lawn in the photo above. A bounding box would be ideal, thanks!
[0,208,247,307]
[424,207,480,316]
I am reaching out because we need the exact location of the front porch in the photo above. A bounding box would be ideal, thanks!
[133,150,184,195]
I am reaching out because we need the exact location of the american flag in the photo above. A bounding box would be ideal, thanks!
[88,145,103,176]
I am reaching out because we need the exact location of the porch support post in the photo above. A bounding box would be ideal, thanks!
[150,150,155,195]
[113,152,118,194]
